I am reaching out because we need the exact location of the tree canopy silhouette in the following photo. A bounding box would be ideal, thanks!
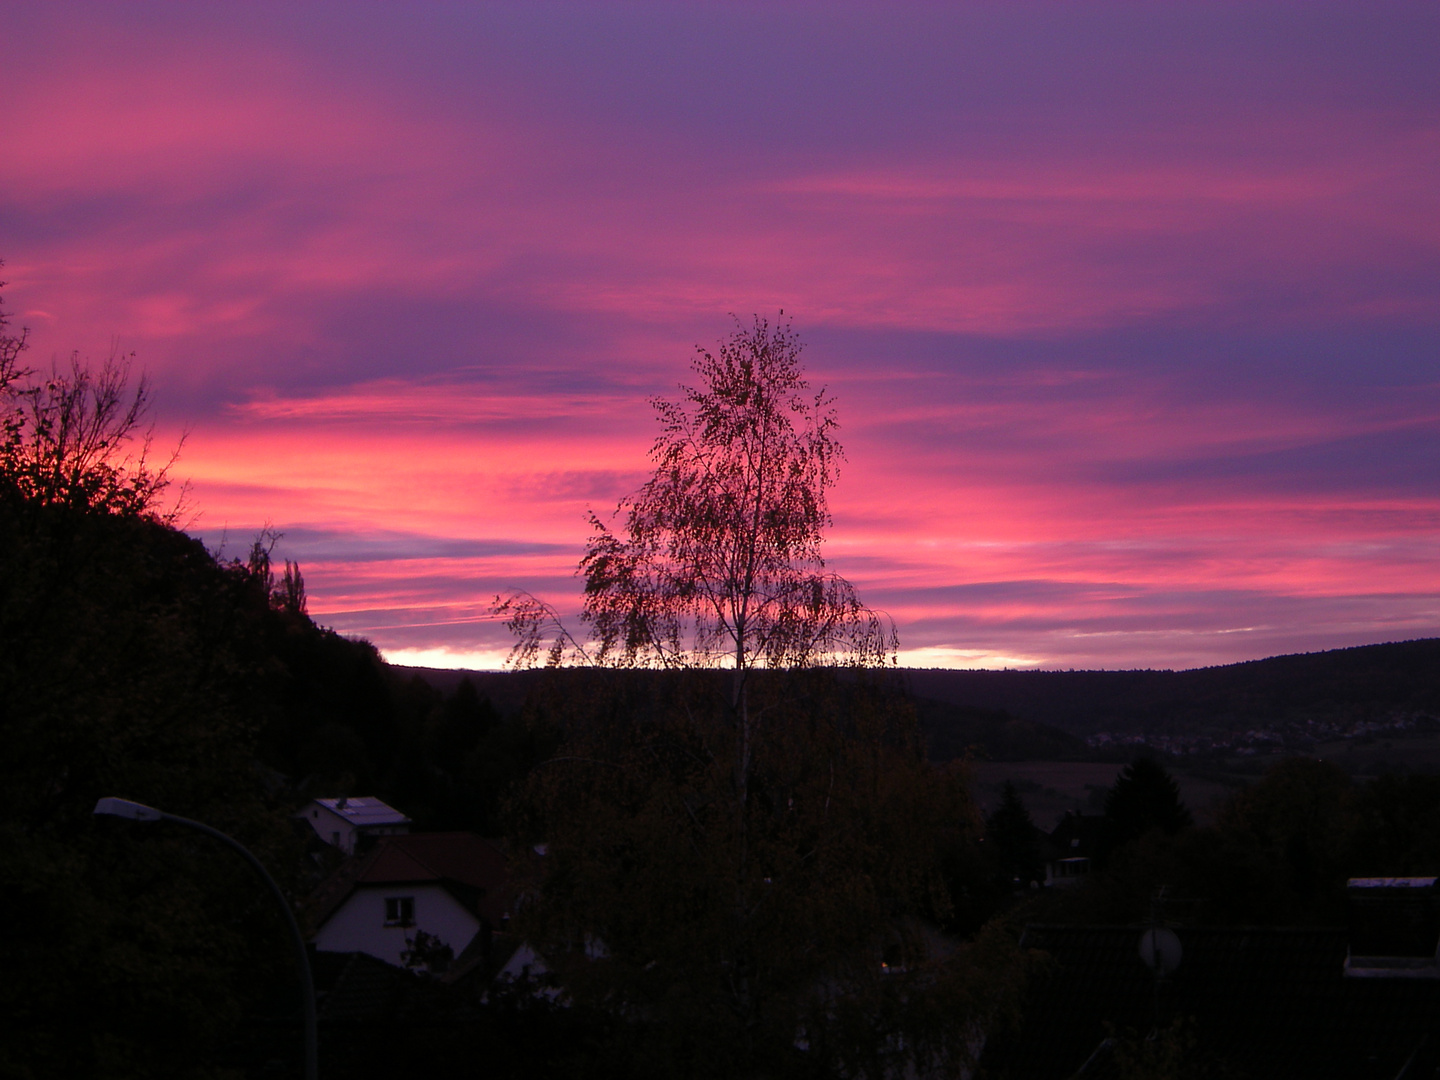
[0,267,181,518]
[987,780,1044,887]
[497,313,893,680]
[1104,756,1193,852]
[508,670,1028,1078]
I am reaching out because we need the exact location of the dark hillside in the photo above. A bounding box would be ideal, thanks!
[911,697,1090,762]
[399,665,550,717]
[0,501,304,1077]
[0,500,543,1077]
[903,639,1440,737]
[400,638,1440,752]
[396,668,1099,761]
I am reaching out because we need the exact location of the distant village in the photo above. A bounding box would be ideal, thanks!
[1087,710,1440,759]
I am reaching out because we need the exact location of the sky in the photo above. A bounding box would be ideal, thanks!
[2,2,1438,671]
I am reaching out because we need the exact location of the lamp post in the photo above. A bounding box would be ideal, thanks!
[94,797,318,1080]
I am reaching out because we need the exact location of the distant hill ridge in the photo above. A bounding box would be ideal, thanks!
[396,637,1440,752]
[902,638,1440,738]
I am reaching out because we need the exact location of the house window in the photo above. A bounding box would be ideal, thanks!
[385,896,415,927]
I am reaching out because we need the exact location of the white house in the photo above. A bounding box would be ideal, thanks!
[308,832,511,970]
[1043,811,1104,888]
[301,796,411,855]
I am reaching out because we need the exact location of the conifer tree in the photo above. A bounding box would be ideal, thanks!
[987,780,1044,887]
[1104,756,1193,851]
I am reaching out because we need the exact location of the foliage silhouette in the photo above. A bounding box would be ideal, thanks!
[0,500,302,1077]
[509,668,1031,1078]
[1103,756,1194,857]
[987,780,1045,888]
[0,271,184,520]
[496,313,893,683]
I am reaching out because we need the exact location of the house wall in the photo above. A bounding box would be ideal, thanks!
[304,805,357,853]
[301,806,410,853]
[314,883,481,968]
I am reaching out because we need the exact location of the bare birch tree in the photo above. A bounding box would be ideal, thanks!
[496,313,894,819]
[498,313,893,679]
[495,322,1026,1075]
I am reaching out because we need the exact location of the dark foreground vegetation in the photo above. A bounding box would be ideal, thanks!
[0,496,557,1077]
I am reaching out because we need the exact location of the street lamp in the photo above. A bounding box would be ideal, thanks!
[94,797,318,1080]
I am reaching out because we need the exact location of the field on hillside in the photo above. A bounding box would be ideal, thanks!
[969,760,1240,830]
[1311,731,1440,776]
[970,737,1440,833]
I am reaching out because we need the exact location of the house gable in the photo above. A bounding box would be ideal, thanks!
[313,883,480,969]
[307,831,512,970]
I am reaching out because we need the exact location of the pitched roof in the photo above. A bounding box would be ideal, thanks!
[312,796,412,828]
[983,924,1440,1080]
[310,949,477,1036]
[307,832,511,931]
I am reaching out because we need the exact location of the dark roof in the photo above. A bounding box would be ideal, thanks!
[307,832,511,931]
[443,931,523,987]
[984,924,1440,1080]
[312,950,425,1024]
[1347,876,1440,960]
[310,949,480,1040]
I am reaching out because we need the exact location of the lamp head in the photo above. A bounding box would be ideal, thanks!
[94,797,163,822]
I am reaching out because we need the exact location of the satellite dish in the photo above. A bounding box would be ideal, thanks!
[1138,927,1183,975]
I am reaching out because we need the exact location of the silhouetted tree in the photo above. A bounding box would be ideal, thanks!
[0,499,304,1078]
[0,273,184,523]
[0,278,181,519]
[1213,756,1351,916]
[0,275,454,1073]
[1104,757,1193,853]
[0,264,26,392]
[987,781,1044,888]
[496,314,893,682]
[495,317,895,906]
[274,558,307,617]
